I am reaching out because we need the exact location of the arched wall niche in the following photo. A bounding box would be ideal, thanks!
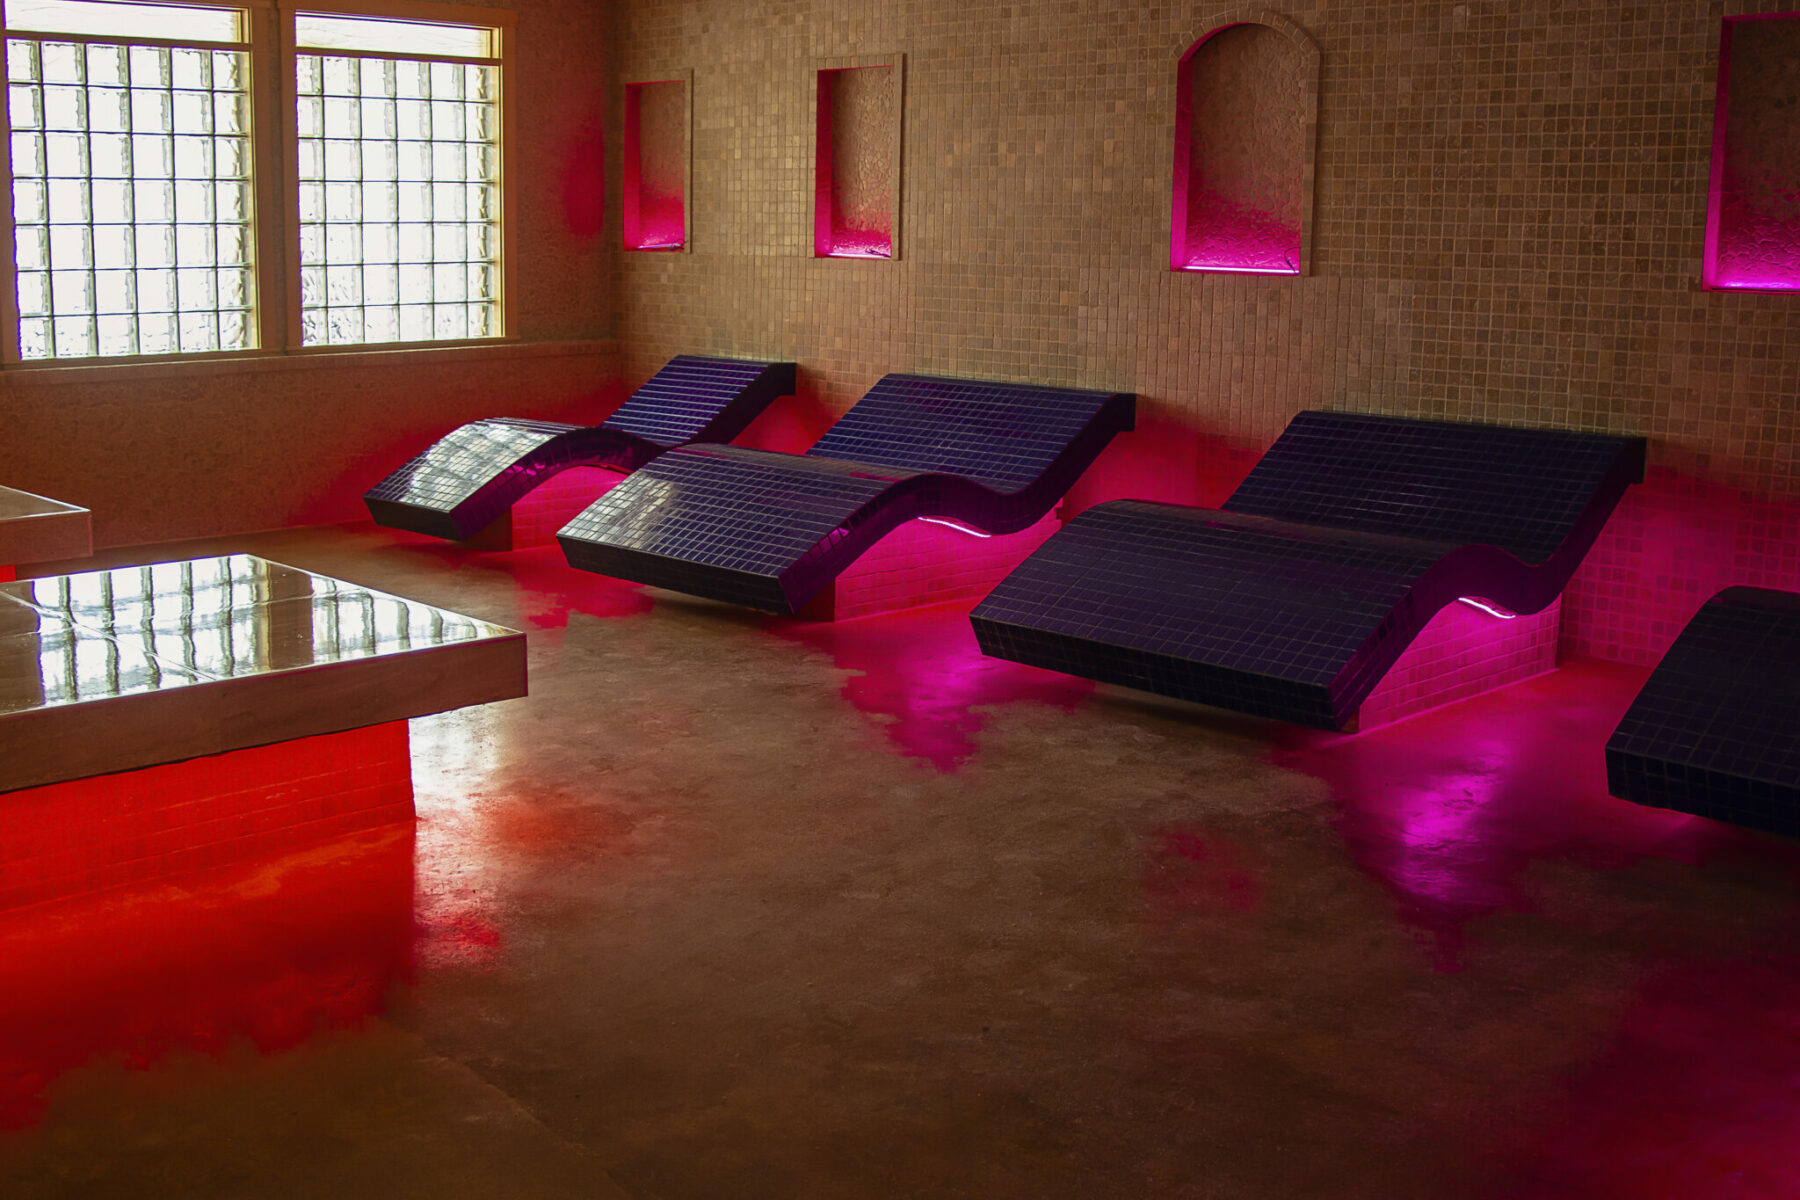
[1704,12,1800,290]
[1171,10,1319,275]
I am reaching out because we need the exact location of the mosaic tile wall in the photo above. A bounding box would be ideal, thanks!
[609,0,1800,664]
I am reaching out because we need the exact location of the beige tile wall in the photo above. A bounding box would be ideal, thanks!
[609,0,1800,661]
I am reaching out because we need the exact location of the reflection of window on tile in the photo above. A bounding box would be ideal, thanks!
[623,76,688,251]
[1705,14,1800,291]
[1171,16,1318,276]
[812,58,901,260]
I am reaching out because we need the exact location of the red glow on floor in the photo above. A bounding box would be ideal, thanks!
[1144,828,1263,914]
[505,545,653,629]
[0,723,413,913]
[0,825,416,1129]
[0,565,15,582]
[768,602,1090,771]
[1493,953,1800,1198]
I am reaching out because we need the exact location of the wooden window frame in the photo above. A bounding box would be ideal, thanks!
[0,0,514,368]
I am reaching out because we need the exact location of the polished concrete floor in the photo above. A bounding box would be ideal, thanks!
[4,524,1800,1199]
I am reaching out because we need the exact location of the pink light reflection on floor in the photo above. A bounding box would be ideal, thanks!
[1487,953,1800,1199]
[767,601,1090,772]
[1274,661,1752,973]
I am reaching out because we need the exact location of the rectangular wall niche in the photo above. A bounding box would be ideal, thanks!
[812,58,902,259]
[1706,15,1800,290]
[624,76,690,251]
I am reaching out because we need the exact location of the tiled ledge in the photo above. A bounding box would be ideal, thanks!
[0,486,91,569]
[0,337,619,386]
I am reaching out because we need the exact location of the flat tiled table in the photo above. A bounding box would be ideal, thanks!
[0,554,526,910]
[0,486,91,580]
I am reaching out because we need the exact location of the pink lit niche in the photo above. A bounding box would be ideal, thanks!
[1704,14,1800,291]
[813,57,903,260]
[1170,15,1318,275]
[623,75,690,252]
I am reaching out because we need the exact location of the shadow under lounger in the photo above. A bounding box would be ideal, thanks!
[1606,586,1800,837]
[363,355,795,542]
[557,373,1135,615]
[971,411,1647,730]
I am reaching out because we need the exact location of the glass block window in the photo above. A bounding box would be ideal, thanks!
[295,15,501,347]
[5,3,253,359]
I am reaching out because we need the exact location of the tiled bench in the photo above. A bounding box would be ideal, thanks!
[0,486,91,581]
[365,355,795,547]
[559,373,1134,616]
[0,554,525,910]
[1606,586,1800,836]
[973,411,1646,730]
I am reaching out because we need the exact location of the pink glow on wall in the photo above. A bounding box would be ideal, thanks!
[0,722,413,913]
[1560,467,1800,665]
[623,80,687,251]
[560,125,605,238]
[1175,191,1302,274]
[1704,14,1800,290]
[1356,597,1560,730]
[823,511,1062,621]
[511,465,622,548]
[733,388,839,455]
[815,65,896,260]
[1171,23,1306,275]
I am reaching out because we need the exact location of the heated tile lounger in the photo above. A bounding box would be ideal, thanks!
[1606,586,1800,837]
[557,373,1135,615]
[972,411,1646,730]
[364,355,796,542]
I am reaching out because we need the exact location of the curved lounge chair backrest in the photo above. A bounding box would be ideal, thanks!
[600,355,794,449]
[805,373,1132,493]
[1221,410,1646,565]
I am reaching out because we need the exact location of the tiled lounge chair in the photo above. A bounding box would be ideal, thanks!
[558,374,1135,614]
[364,355,796,542]
[971,411,1647,730]
[1606,586,1800,836]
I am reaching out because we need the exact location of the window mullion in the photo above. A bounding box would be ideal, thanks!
[0,37,23,361]
[255,0,289,350]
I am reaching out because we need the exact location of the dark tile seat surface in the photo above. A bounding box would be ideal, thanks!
[558,374,1135,614]
[364,356,795,541]
[972,411,1647,729]
[1606,586,1800,836]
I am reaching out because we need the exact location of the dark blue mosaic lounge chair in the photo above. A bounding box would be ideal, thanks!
[364,355,796,542]
[971,411,1647,730]
[1607,586,1800,836]
[557,374,1135,614]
